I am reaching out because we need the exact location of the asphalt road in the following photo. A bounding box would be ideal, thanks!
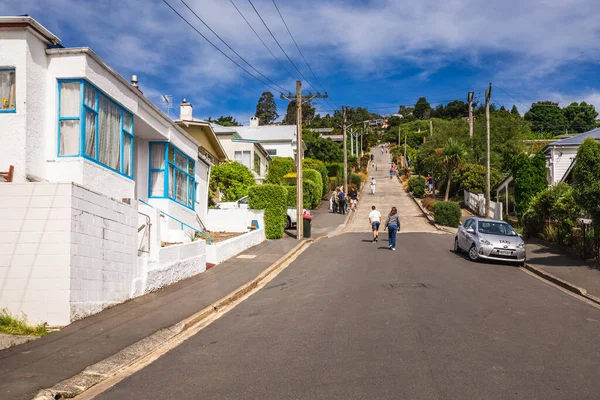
[96,232,600,400]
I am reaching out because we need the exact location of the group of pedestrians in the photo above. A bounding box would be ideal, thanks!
[368,205,401,250]
[330,186,358,214]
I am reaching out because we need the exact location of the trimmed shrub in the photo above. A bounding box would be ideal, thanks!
[209,161,256,202]
[248,184,288,239]
[304,179,320,209]
[326,162,343,178]
[304,169,323,201]
[303,158,328,197]
[408,175,426,198]
[266,157,295,185]
[511,152,547,216]
[286,185,312,209]
[350,173,361,189]
[433,201,462,227]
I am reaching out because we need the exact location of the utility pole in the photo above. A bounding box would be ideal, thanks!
[350,128,354,156]
[430,120,433,136]
[468,91,474,138]
[403,128,407,169]
[362,121,367,157]
[398,125,401,147]
[485,83,492,218]
[281,81,328,240]
[343,106,348,193]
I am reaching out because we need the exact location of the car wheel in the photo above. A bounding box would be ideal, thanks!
[453,237,461,253]
[285,216,292,230]
[468,244,479,262]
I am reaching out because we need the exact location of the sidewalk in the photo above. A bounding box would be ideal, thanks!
[0,237,299,400]
[525,239,600,301]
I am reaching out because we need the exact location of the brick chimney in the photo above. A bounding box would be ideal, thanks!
[249,116,259,127]
[180,98,193,121]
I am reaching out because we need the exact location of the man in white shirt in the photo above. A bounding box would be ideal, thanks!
[370,177,376,194]
[368,205,382,243]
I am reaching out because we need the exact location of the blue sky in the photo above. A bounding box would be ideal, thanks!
[3,0,600,124]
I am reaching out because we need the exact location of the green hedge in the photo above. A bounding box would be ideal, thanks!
[248,184,288,239]
[209,161,256,202]
[304,158,328,197]
[304,169,323,202]
[350,173,361,189]
[511,152,547,216]
[304,179,320,209]
[266,157,295,185]
[433,201,462,227]
[408,175,426,198]
[286,184,313,209]
[326,162,343,178]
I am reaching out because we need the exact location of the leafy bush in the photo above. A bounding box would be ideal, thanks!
[209,161,256,202]
[328,177,338,192]
[511,152,547,216]
[304,179,320,209]
[350,173,361,189]
[286,184,312,209]
[304,169,324,202]
[455,164,502,194]
[422,198,439,212]
[248,184,288,239]
[303,158,328,197]
[408,175,426,197]
[358,172,368,183]
[326,162,343,178]
[433,201,462,227]
[266,157,295,185]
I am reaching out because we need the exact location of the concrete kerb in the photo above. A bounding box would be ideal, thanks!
[522,263,600,306]
[406,190,455,235]
[33,239,313,400]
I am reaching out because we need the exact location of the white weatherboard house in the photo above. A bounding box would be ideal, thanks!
[212,123,270,183]
[235,116,304,159]
[0,16,212,326]
[544,128,600,185]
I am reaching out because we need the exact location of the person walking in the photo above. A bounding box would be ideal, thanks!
[331,189,339,214]
[368,205,381,243]
[370,177,376,194]
[349,186,358,211]
[389,168,394,179]
[384,207,401,250]
[338,189,346,215]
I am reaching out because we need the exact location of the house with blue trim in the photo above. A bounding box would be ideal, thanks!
[0,16,214,326]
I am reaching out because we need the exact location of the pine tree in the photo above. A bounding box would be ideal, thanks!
[255,92,278,125]
[510,105,520,117]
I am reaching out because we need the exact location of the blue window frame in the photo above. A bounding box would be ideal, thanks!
[149,142,196,210]
[0,68,16,113]
[57,79,134,179]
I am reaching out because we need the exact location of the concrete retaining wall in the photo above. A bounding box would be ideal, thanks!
[206,209,265,233]
[206,228,266,265]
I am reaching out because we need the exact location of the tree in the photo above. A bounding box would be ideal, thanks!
[442,138,468,201]
[563,101,598,133]
[283,99,315,125]
[209,116,240,126]
[511,152,547,216]
[414,97,432,120]
[209,161,255,202]
[524,101,568,136]
[443,100,468,119]
[510,105,520,117]
[303,129,344,163]
[255,92,278,125]
[572,138,600,266]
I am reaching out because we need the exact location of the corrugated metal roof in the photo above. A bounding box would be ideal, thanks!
[235,125,296,142]
[549,127,600,147]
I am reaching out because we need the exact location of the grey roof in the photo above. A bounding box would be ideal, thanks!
[235,125,296,142]
[210,123,238,134]
[548,127,600,147]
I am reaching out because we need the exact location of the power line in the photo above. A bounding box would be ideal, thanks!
[246,0,320,93]
[270,0,340,111]
[178,0,290,93]
[229,0,297,83]
[161,0,287,94]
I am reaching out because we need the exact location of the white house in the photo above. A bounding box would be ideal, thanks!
[544,128,600,185]
[0,16,211,325]
[235,116,304,159]
[212,123,270,183]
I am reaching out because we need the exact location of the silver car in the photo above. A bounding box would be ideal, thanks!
[454,217,526,265]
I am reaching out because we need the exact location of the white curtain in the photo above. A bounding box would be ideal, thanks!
[123,134,132,176]
[168,165,175,198]
[98,95,121,171]
[242,151,251,169]
[85,109,96,157]
[150,171,164,197]
[176,169,188,204]
[234,151,242,163]
[84,85,96,109]
[150,144,165,196]
[0,70,16,110]
[151,143,165,169]
[60,82,80,117]
[60,120,80,156]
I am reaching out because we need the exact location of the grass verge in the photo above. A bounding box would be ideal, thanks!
[0,309,49,336]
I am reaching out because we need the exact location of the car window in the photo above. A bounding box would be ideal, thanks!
[478,221,518,236]
[238,197,248,205]
[464,219,473,229]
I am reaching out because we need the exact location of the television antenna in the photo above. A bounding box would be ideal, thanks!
[161,94,173,117]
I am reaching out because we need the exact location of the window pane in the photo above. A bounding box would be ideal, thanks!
[168,146,175,163]
[188,180,194,207]
[168,165,175,198]
[234,151,242,162]
[0,70,16,110]
[176,170,188,204]
[150,171,164,197]
[85,110,96,158]
[84,85,96,109]
[176,151,187,170]
[188,160,194,175]
[242,151,251,169]
[60,120,80,156]
[60,82,81,117]
[98,95,121,171]
[123,134,132,176]
[123,113,132,132]
[151,143,165,169]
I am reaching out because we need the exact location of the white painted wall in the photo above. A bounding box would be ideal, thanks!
[547,146,577,185]
[206,229,265,265]
[464,190,503,219]
[261,142,294,159]
[206,209,265,233]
